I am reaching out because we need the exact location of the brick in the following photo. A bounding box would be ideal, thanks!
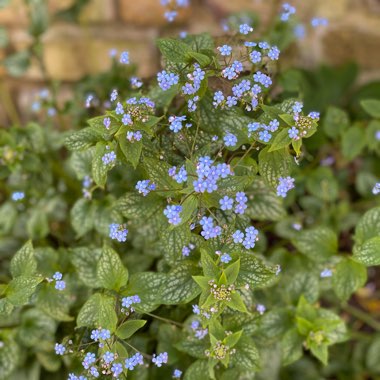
[119,0,190,26]
[79,0,116,23]
[42,24,159,81]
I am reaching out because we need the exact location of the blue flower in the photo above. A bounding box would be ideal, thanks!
[121,295,141,309]
[103,117,111,129]
[110,89,118,101]
[288,126,299,139]
[308,111,320,119]
[292,101,303,114]
[277,176,295,197]
[125,353,144,370]
[218,44,232,56]
[103,351,115,364]
[55,343,65,355]
[256,304,266,314]
[11,192,24,201]
[200,216,222,240]
[82,352,96,369]
[164,10,177,22]
[55,280,66,291]
[157,70,179,91]
[219,196,234,211]
[320,269,333,278]
[259,130,272,142]
[136,180,155,196]
[109,223,128,242]
[99,329,111,340]
[102,151,117,165]
[268,46,280,60]
[311,17,328,28]
[253,71,272,88]
[226,96,238,108]
[90,367,99,378]
[111,363,123,377]
[281,3,296,21]
[232,230,244,243]
[239,23,253,34]
[173,369,183,378]
[122,113,133,126]
[169,115,187,133]
[164,205,182,225]
[220,253,232,263]
[213,91,224,107]
[174,166,188,183]
[120,51,130,64]
[53,272,62,281]
[372,182,380,195]
[224,133,237,147]
[250,50,262,63]
[152,352,169,367]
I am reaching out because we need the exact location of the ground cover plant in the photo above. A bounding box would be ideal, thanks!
[1,1,380,380]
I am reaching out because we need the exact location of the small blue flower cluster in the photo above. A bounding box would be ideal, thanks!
[157,70,179,90]
[288,126,299,139]
[219,252,232,263]
[281,3,296,22]
[53,272,66,291]
[103,117,111,129]
[164,205,182,225]
[102,151,116,165]
[121,295,141,309]
[372,182,380,195]
[239,23,253,35]
[311,17,328,28]
[193,156,233,193]
[169,115,191,133]
[126,130,143,142]
[219,192,248,214]
[247,120,279,142]
[277,176,295,197]
[125,352,144,370]
[160,0,189,22]
[120,51,129,64]
[109,223,128,242]
[90,328,111,343]
[130,76,143,88]
[200,216,222,240]
[253,71,272,88]
[320,268,333,278]
[82,352,96,369]
[190,319,209,339]
[182,64,205,96]
[248,42,280,64]
[152,352,169,367]
[256,304,266,314]
[222,60,243,80]
[169,165,188,184]
[173,369,183,378]
[136,180,156,196]
[232,226,259,249]
[182,243,195,256]
[11,191,25,201]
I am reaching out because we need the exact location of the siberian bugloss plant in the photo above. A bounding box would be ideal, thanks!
[1,3,380,380]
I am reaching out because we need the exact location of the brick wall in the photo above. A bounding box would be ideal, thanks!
[1,0,380,125]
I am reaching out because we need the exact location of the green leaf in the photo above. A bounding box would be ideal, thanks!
[179,195,198,226]
[237,253,277,288]
[341,126,366,161]
[157,38,191,63]
[268,129,292,152]
[77,293,117,331]
[36,283,73,321]
[6,276,42,306]
[323,106,350,139]
[175,338,208,359]
[361,99,380,118]
[246,180,286,221]
[118,136,142,169]
[65,126,103,151]
[366,335,380,373]
[184,360,209,380]
[201,249,219,278]
[281,328,303,366]
[70,247,102,288]
[115,319,147,339]
[143,157,178,192]
[126,272,167,313]
[305,167,339,202]
[228,292,247,313]
[160,223,192,264]
[231,337,260,371]
[309,341,328,365]
[10,241,37,278]
[159,262,201,305]
[224,259,240,285]
[70,198,95,237]
[353,236,380,266]
[355,207,380,245]
[186,51,211,67]
[258,147,293,189]
[332,258,367,301]
[224,330,243,348]
[3,50,30,77]
[0,332,20,379]
[97,246,128,291]
[92,143,110,187]
[292,227,338,262]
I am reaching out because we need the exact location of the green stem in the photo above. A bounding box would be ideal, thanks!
[143,311,183,327]
[342,303,380,331]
